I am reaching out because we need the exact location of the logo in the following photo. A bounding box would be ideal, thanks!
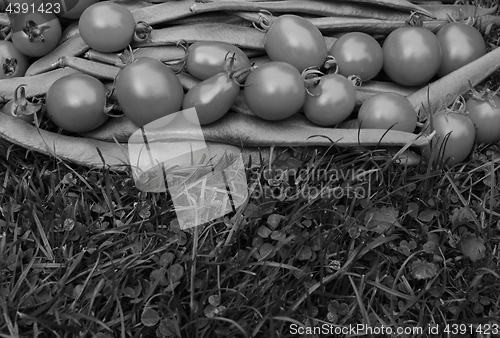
[127,108,248,230]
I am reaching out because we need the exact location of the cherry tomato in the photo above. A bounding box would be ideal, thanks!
[382,27,442,86]
[303,74,356,126]
[357,92,417,132]
[264,14,328,72]
[435,22,486,78]
[329,32,383,82]
[186,41,251,80]
[244,61,306,121]
[0,40,29,79]
[58,0,100,20]
[466,95,500,144]
[115,57,184,127]
[183,72,240,125]
[46,74,109,133]
[423,110,475,166]
[79,1,135,53]
[11,12,62,57]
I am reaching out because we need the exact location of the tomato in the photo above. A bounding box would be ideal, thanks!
[58,0,100,20]
[466,95,500,144]
[0,40,29,79]
[423,110,475,166]
[79,1,135,53]
[186,41,251,81]
[46,74,109,133]
[115,57,184,127]
[244,61,306,121]
[264,14,328,72]
[303,74,356,126]
[329,32,383,82]
[435,22,486,78]
[357,92,417,132]
[11,12,62,57]
[182,72,240,125]
[382,27,442,86]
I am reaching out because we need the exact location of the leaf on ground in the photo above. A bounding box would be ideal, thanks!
[410,259,438,280]
[159,252,175,267]
[259,243,276,259]
[297,245,312,261]
[141,308,160,327]
[459,235,486,262]
[270,230,286,242]
[257,225,272,238]
[451,207,477,227]
[167,264,184,283]
[208,295,221,307]
[407,202,419,219]
[150,269,168,286]
[364,206,400,233]
[158,318,178,337]
[243,202,261,218]
[417,209,438,222]
[267,214,283,229]
[122,287,136,298]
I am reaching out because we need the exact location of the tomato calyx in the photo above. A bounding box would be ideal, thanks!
[253,10,274,33]
[301,66,325,97]
[10,84,42,118]
[2,57,20,77]
[22,20,51,43]
[347,74,362,87]
[133,21,153,44]
[468,82,500,108]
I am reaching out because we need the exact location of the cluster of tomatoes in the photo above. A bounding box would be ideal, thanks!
[1,0,500,166]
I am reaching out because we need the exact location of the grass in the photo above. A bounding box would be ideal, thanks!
[2,2,500,338]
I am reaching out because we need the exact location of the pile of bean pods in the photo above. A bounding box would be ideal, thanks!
[1,0,500,170]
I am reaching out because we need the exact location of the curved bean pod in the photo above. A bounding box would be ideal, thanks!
[420,4,498,21]
[307,16,447,34]
[131,23,337,50]
[190,0,436,21]
[407,46,500,115]
[199,0,435,18]
[84,46,263,66]
[53,57,120,81]
[82,112,430,149]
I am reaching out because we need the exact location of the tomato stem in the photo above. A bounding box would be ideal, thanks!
[253,10,273,33]
[323,55,338,75]
[11,84,41,117]
[301,66,325,97]
[232,65,257,87]
[406,12,424,27]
